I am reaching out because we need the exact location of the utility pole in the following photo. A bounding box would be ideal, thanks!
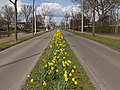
[32,0,35,35]
[81,0,84,33]
[92,0,96,36]
[34,11,37,34]
[69,18,71,30]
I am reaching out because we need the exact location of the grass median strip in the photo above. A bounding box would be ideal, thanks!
[21,30,95,90]
[0,32,45,51]
[70,31,120,50]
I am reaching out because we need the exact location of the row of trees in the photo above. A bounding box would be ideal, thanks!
[62,0,120,35]
[0,0,56,40]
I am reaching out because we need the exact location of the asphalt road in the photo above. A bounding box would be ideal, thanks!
[62,30,120,90]
[0,30,55,90]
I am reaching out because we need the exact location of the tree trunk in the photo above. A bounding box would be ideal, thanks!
[14,4,18,40]
[7,22,10,37]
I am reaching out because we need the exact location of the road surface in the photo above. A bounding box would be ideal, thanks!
[0,30,55,90]
[62,30,120,90]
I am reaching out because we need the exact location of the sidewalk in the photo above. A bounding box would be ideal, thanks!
[84,32,120,40]
[0,33,32,44]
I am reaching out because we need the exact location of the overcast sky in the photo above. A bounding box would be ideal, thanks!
[0,0,80,25]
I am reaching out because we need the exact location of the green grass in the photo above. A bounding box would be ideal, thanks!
[21,34,95,90]
[71,31,120,50]
[0,32,45,50]
[97,33,120,37]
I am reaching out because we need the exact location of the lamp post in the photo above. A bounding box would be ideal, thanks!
[34,11,37,34]
[32,0,35,35]
[81,0,84,33]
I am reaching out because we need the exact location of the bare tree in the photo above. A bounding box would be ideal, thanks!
[9,0,18,40]
[72,0,120,34]
[83,0,92,28]
[64,10,70,30]
[40,4,50,23]
[2,5,14,36]
[21,4,32,23]
[40,4,50,31]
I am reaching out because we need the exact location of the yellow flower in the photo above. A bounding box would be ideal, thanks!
[51,67,54,70]
[65,70,67,74]
[62,61,66,67]
[48,62,53,66]
[57,56,59,59]
[74,81,78,85]
[72,78,75,82]
[67,63,69,66]
[52,60,55,63]
[48,71,51,74]
[71,69,74,73]
[30,79,34,83]
[27,75,30,78]
[73,65,77,69]
[69,73,72,77]
[45,64,47,67]
[43,81,47,86]
[63,57,66,59]
[56,69,59,73]
[65,52,67,54]
[50,45,52,48]
[67,60,72,64]
[65,77,68,81]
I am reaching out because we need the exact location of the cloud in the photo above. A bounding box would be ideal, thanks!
[37,2,80,17]
[63,5,80,16]
[37,3,64,16]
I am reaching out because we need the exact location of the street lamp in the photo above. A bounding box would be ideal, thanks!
[34,11,37,34]
[81,0,84,33]
[32,0,35,35]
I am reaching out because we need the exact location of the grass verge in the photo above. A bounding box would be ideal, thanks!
[0,32,45,51]
[70,31,120,51]
[21,30,95,90]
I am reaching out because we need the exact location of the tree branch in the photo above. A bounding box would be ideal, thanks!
[9,0,15,5]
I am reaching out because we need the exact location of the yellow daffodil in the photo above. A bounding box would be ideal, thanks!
[48,71,51,74]
[45,64,47,67]
[43,81,47,86]
[30,79,34,83]
[65,77,68,81]
[56,69,59,73]
[73,65,77,69]
[27,75,30,78]
[50,45,52,48]
[74,80,78,85]
[68,60,72,63]
[69,73,72,77]
[71,69,74,73]
[63,57,66,59]
[51,67,54,70]
[65,52,67,54]
[72,78,75,82]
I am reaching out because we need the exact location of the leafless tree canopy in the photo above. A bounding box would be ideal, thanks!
[40,4,50,18]
[21,4,32,23]
[71,0,120,34]
[2,5,14,24]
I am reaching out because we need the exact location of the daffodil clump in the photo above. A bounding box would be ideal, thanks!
[40,29,78,89]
